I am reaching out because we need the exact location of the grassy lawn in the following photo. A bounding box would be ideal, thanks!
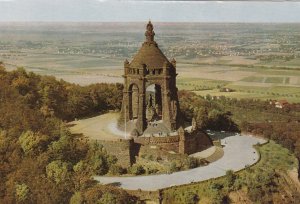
[162,140,297,204]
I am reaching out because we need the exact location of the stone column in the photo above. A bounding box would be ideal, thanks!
[162,79,172,131]
[118,75,130,128]
[135,79,146,135]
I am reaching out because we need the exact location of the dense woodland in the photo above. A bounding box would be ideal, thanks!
[0,64,138,204]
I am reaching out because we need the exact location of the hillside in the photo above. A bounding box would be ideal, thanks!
[0,64,138,203]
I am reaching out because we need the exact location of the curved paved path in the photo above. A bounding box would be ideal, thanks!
[95,134,266,191]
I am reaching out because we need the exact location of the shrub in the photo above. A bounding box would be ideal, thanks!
[128,164,145,175]
[169,161,178,173]
[182,191,199,204]
[109,165,126,175]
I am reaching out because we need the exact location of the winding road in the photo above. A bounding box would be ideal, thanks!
[94,134,267,191]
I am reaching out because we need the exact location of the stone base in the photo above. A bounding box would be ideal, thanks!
[134,129,213,155]
[96,129,213,168]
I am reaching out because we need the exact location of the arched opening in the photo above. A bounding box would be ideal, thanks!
[146,84,162,122]
[129,84,139,120]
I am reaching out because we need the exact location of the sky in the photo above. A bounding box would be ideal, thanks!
[0,0,300,22]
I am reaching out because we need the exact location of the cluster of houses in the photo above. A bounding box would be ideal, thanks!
[219,88,235,93]
[269,99,289,109]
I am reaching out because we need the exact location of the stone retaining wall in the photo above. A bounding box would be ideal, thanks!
[134,130,212,154]
[134,135,180,153]
[181,131,213,155]
[96,139,137,168]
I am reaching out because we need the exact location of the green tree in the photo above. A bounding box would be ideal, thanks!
[12,75,30,96]
[49,134,71,157]
[207,109,238,131]
[224,170,236,190]
[85,142,118,175]
[15,183,30,202]
[205,94,212,101]
[70,192,84,204]
[46,160,70,184]
[73,160,86,173]
[38,76,68,118]
[194,107,209,129]
[18,131,48,154]
[98,192,117,204]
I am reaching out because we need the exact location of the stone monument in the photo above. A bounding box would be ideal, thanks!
[118,21,212,155]
[119,21,182,136]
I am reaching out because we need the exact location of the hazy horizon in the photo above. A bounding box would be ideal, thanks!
[1,21,300,24]
[0,1,300,23]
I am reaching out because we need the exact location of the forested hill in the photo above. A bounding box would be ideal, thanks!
[0,64,137,204]
[1,62,300,203]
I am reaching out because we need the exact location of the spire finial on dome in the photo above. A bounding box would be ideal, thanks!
[145,20,155,43]
[124,59,129,65]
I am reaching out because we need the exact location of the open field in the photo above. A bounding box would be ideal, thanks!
[194,85,300,103]
[1,22,300,102]
[176,63,300,103]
